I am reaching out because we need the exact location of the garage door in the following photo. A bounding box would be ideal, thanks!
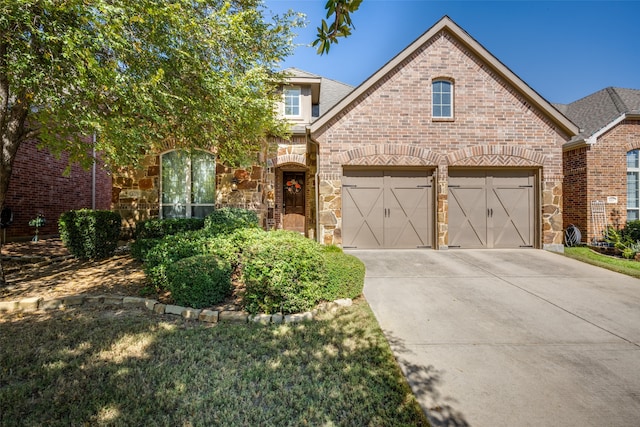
[342,169,433,249]
[448,169,536,248]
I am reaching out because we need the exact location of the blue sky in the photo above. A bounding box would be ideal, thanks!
[263,1,639,105]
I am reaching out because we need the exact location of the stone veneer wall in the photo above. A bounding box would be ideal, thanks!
[112,153,270,237]
[312,30,572,250]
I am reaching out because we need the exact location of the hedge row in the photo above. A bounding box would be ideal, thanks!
[134,209,365,313]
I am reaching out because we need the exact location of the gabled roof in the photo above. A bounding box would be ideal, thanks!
[283,67,353,119]
[310,16,579,137]
[558,87,640,148]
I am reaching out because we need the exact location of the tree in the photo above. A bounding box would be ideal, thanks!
[0,0,303,284]
[313,0,362,54]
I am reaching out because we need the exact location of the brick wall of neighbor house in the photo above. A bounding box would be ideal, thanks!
[3,138,112,242]
[563,146,588,242]
[577,119,640,243]
[312,30,571,249]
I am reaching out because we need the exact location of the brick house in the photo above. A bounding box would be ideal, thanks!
[2,137,112,242]
[113,16,585,251]
[559,87,640,243]
[310,16,578,250]
[110,69,353,238]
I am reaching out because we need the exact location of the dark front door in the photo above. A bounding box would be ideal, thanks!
[283,172,305,233]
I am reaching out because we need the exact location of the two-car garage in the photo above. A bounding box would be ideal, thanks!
[341,168,537,250]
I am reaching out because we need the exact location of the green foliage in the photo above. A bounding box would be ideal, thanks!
[165,255,233,308]
[241,231,326,314]
[604,226,640,259]
[622,220,640,242]
[313,0,363,54]
[1,1,304,172]
[204,207,260,235]
[321,251,366,301]
[143,231,240,289]
[129,238,162,262]
[58,209,121,259]
[134,218,205,240]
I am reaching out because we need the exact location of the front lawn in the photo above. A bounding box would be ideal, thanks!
[563,246,640,279]
[0,301,429,426]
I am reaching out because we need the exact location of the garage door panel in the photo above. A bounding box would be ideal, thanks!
[342,170,433,249]
[343,186,384,248]
[449,186,488,248]
[449,170,536,249]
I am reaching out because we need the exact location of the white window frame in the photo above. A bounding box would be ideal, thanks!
[284,86,301,117]
[432,79,454,119]
[160,149,216,219]
[627,149,640,221]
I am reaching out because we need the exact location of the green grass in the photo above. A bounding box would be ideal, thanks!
[563,246,640,279]
[0,301,429,426]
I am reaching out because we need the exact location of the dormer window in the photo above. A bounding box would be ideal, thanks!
[432,79,454,119]
[284,86,301,117]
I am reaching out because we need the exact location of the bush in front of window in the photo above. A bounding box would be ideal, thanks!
[134,217,205,240]
[130,218,205,261]
[241,230,325,315]
[203,207,259,235]
[59,209,122,260]
[165,254,233,308]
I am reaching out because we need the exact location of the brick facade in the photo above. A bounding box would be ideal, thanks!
[3,138,112,242]
[312,30,572,249]
[563,119,640,243]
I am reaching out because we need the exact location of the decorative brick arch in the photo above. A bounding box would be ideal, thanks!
[447,145,545,167]
[624,142,640,153]
[267,153,307,168]
[336,144,441,166]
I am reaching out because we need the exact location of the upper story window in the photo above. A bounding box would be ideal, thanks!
[284,87,301,117]
[161,149,216,219]
[432,79,453,119]
[627,149,640,220]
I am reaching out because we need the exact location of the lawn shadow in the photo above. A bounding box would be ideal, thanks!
[383,331,470,427]
[0,300,431,426]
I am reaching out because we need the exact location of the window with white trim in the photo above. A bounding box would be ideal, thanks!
[628,149,640,220]
[161,150,216,218]
[284,87,301,117]
[432,80,453,119]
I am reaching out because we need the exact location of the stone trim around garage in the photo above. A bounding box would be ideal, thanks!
[0,294,354,325]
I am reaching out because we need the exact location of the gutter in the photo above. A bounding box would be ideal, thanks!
[306,127,320,243]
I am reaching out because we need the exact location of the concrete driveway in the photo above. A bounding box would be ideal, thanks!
[351,249,640,427]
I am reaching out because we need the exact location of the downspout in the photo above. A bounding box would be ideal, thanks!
[92,133,97,210]
[306,127,320,243]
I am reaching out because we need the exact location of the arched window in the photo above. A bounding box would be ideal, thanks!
[432,79,453,119]
[161,150,216,218]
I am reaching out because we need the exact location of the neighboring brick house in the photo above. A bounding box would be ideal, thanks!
[309,16,578,251]
[2,137,112,242]
[559,87,640,243]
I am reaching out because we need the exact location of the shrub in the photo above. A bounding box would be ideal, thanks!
[204,207,259,235]
[59,209,121,259]
[134,217,205,240]
[322,251,366,301]
[622,220,640,242]
[143,231,242,289]
[165,255,233,308]
[130,238,162,261]
[241,231,325,314]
